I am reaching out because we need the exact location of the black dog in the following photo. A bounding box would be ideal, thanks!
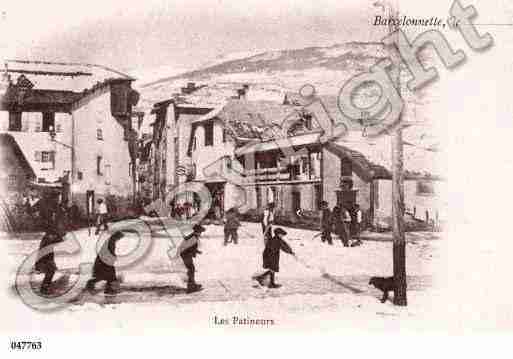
[369,276,395,303]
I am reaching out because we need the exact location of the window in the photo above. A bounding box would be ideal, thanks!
[97,129,103,140]
[416,180,435,196]
[55,124,62,133]
[301,156,309,176]
[40,151,55,169]
[341,157,352,177]
[188,164,196,181]
[97,156,103,176]
[290,162,300,180]
[314,184,322,210]
[256,186,262,208]
[42,112,55,132]
[77,171,83,180]
[270,187,278,206]
[7,175,16,189]
[309,151,321,179]
[222,129,227,143]
[35,151,55,167]
[304,113,313,130]
[41,151,52,162]
[8,112,22,131]
[204,122,214,146]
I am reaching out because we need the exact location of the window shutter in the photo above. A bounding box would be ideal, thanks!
[50,151,56,165]
[34,151,41,161]
[97,156,102,175]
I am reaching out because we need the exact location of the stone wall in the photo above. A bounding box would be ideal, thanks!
[71,85,132,213]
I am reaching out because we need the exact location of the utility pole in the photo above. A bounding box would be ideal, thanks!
[387,0,407,306]
[374,0,407,306]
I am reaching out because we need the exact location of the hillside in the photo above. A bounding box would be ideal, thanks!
[135,42,444,176]
[138,42,391,103]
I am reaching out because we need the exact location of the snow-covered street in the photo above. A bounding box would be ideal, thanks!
[0,222,447,332]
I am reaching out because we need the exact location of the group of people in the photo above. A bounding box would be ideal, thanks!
[169,201,194,220]
[320,201,363,247]
[23,188,113,295]
[28,193,366,297]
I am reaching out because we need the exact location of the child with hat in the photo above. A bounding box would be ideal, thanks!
[177,224,206,293]
[253,227,295,288]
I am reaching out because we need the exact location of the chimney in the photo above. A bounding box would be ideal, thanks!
[181,82,197,94]
[237,84,249,100]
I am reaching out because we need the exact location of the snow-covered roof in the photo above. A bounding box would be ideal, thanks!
[331,129,442,180]
[3,60,134,92]
[236,132,323,156]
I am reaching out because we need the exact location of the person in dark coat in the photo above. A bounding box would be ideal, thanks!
[224,207,240,245]
[320,201,333,245]
[332,206,350,247]
[33,193,66,295]
[254,227,295,288]
[34,231,63,295]
[261,202,275,241]
[177,224,205,293]
[86,231,125,295]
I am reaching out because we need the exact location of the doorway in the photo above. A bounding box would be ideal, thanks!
[205,182,225,220]
[292,191,301,214]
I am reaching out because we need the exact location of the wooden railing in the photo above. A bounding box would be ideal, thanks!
[244,167,320,182]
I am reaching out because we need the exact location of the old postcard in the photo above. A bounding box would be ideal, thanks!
[0,0,512,356]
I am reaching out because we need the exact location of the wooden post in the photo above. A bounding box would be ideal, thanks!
[388,0,407,306]
[392,124,407,306]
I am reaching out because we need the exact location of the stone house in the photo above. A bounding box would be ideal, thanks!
[185,97,444,226]
[0,60,140,216]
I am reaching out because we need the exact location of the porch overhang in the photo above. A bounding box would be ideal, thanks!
[235,132,322,156]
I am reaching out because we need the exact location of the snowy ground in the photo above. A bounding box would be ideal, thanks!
[0,222,448,332]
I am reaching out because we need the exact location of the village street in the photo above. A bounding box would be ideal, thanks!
[0,222,447,332]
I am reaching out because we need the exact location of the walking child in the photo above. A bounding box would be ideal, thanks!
[177,224,206,293]
[332,205,350,247]
[86,230,125,295]
[320,201,333,245]
[95,198,109,235]
[253,227,295,289]
[224,207,240,245]
[32,191,66,295]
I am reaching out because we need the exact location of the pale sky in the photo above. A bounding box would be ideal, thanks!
[0,0,455,75]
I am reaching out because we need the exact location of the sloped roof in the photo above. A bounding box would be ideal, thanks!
[330,130,443,180]
[3,60,134,92]
[235,132,322,156]
[234,129,442,181]
[0,133,35,178]
[194,99,320,142]
[1,88,81,106]
[1,131,64,181]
